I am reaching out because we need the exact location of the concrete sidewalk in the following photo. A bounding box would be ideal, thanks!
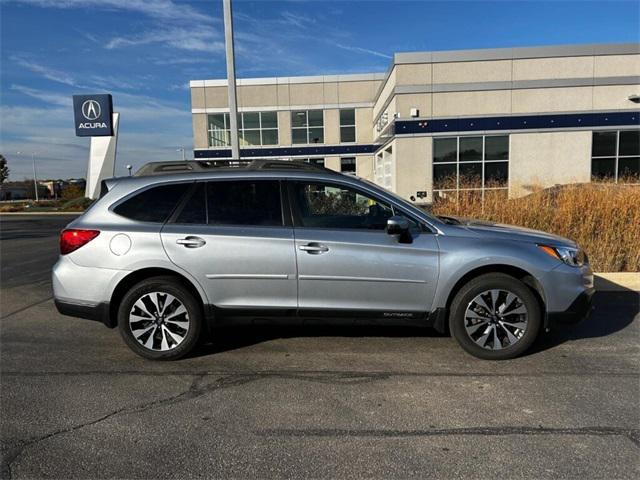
[595,273,640,292]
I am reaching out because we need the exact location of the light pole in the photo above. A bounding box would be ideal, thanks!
[223,0,240,160]
[16,151,39,202]
[177,147,186,161]
[32,153,38,202]
[126,165,133,176]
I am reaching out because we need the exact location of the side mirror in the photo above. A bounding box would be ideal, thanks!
[386,216,412,243]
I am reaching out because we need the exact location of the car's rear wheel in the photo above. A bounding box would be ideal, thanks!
[449,273,541,360]
[118,276,202,360]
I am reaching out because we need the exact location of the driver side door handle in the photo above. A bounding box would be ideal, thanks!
[299,243,329,254]
[176,236,206,248]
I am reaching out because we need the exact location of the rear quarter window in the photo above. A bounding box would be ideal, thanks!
[113,183,191,223]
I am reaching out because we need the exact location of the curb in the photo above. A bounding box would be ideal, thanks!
[595,273,640,292]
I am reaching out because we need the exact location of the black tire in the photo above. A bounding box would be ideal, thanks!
[118,276,202,360]
[449,273,541,360]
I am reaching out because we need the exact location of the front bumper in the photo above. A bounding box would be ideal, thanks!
[547,287,595,325]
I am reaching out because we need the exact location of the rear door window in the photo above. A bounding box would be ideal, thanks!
[174,183,206,224]
[206,180,283,226]
[113,183,190,223]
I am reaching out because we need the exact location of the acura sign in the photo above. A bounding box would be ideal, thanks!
[73,94,113,137]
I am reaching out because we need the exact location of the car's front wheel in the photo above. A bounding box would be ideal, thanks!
[117,276,202,360]
[449,273,541,360]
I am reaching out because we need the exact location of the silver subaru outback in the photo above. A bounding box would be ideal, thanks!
[53,160,594,361]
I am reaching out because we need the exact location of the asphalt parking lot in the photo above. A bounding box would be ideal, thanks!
[1,214,638,479]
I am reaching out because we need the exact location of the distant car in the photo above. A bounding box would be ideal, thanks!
[53,160,594,360]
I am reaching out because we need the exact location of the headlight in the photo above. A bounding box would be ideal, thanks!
[538,245,586,267]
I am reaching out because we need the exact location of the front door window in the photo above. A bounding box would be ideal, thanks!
[292,182,394,230]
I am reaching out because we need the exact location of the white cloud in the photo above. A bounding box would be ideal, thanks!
[334,43,392,59]
[280,11,315,29]
[10,85,72,107]
[86,75,143,91]
[231,9,391,74]
[8,0,211,23]
[0,104,88,179]
[2,86,193,180]
[10,56,79,87]
[106,27,225,53]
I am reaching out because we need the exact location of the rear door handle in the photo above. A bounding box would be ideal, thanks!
[176,236,206,248]
[299,242,329,254]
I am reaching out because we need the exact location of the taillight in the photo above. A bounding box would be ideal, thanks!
[60,229,100,255]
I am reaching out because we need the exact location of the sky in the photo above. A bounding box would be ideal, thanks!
[0,0,639,181]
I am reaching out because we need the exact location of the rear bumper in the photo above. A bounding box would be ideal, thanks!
[54,299,114,328]
[547,287,595,325]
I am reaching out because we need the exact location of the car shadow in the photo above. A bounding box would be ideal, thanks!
[186,290,638,359]
[189,323,447,358]
[529,290,639,355]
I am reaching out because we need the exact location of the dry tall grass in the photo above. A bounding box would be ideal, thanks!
[430,181,640,272]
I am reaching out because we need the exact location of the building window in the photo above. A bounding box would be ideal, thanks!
[239,111,278,146]
[340,109,356,143]
[591,130,640,182]
[374,145,393,190]
[302,158,325,167]
[208,114,230,147]
[433,135,509,198]
[208,112,279,148]
[291,110,324,144]
[340,157,356,173]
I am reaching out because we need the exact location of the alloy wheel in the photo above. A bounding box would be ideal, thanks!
[129,291,190,351]
[464,289,528,350]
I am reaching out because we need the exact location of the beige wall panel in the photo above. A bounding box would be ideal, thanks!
[512,86,593,113]
[191,87,205,109]
[289,83,324,105]
[433,60,512,84]
[204,86,228,108]
[338,80,376,103]
[277,110,291,145]
[396,64,432,85]
[513,56,594,80]
[396,94,432,119]
[433,90,511,116]
[374,69,397,117]
[593,84,640,110]
[356,155,375,181]
[509,131,591,197]
[355,108,373,143]
[594,54,640,77]
[277,84,290,107]
[324,109,340,144]
[324,156,341,172]
[192,113,208,149]
[324,82,339,104]
[238,85,278,107]
[394,137,431,201]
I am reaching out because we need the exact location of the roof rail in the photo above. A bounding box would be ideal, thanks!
[134,159,339,177]
[246,159,329,172]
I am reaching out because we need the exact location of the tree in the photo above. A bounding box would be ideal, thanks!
[0,154,9,184]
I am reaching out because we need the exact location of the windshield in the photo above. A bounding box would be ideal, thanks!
[357,177,444,227]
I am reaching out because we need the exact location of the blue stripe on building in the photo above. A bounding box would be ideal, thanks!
[194,144,377,159]
[194,111,639,158]
[394,111,640,135]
